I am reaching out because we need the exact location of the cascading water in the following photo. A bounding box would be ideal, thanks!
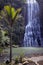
[24,0,41,47]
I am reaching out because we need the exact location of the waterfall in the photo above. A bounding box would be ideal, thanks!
[24,0,41,47]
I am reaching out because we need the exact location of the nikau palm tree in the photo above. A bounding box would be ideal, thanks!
[0,5,21,62]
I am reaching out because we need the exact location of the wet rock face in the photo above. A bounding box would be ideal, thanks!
[37,0,43,39]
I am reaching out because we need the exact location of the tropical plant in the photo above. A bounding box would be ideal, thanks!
[0,4,21,62]
[15,56,19,64]
[0,28,10,47]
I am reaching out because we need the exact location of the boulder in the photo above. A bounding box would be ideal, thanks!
[23,61,29,65]
[18,63,23,65]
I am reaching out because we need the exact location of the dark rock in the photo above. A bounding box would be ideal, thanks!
[6,60,10,64]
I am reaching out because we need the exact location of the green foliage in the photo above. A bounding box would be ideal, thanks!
[0,3,25,63]
[4,5,21,20]
[0,16,2,19]
[11,7,16,19]
[4,5,11,16]
[0,48,3,53]
[0,4,25,46]
[2,30,10,45]
[19,53,24,63]
[14,53,24,64]
[0,28,2,45]
[0,28,4,53]
[0,10,7,20]
[0,28,10,46]
[13,16,25,45]
[15,56,19,64]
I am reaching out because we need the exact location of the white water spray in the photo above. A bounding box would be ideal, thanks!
[24,0,41,47]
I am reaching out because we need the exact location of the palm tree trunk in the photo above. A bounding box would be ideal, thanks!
[10,28,12,62]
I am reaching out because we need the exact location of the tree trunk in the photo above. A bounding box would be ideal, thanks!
[10,29,12,62]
